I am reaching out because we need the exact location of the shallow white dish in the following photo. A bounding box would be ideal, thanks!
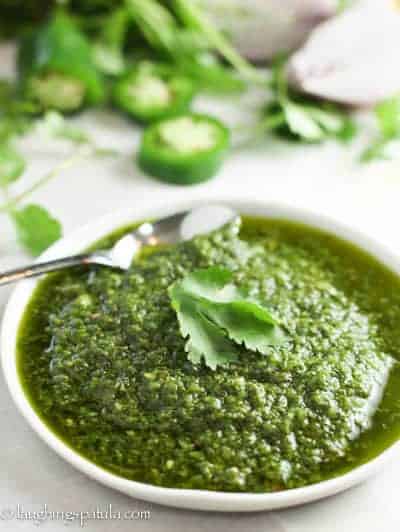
[2,198,400,512]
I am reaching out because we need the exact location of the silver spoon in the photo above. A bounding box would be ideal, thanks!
[0,204,238,286]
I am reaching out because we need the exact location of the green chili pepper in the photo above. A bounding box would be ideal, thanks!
[138,113,230,185]
[113,62,195,123]
[17,12,105,113]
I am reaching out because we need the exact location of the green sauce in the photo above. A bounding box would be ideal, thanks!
[17,217,400,492]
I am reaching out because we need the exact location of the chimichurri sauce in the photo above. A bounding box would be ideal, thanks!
[17,217,400,492]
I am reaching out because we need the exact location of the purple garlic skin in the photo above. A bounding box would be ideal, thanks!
[288,0,400,106]
[204,0,338,62]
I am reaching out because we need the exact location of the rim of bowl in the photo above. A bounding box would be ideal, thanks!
[2,197,400,512]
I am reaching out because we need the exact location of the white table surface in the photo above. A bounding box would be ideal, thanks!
[1,42,400,531]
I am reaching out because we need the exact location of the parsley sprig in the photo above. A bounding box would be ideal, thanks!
[169,266,287,369]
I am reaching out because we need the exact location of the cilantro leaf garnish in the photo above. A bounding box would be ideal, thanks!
[168,266,287,369]
[12,204,62,256]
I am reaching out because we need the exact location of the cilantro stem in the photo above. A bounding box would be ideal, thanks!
[172,0,265,84]
[1,186,14,214]
[0,148,91,214]
[232,112,286,150]
[253,112,286,132]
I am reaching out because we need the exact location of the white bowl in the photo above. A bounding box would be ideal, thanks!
[2,198,400,512]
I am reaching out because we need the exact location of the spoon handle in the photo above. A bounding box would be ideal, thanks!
[0,254,93,286]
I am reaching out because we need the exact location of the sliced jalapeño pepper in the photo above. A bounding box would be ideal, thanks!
[113,62,195,124]
[138,113,230,185]
[17,12,105,113]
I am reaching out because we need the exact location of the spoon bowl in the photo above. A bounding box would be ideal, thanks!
[0,204,237,286]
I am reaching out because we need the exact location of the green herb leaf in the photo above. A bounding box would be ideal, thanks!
[360,96,400,162]
[306,107,348,136]
[12,204,62,256]
[283,103,357,143]
[125,0,177,53]
[360,138,400,163]
[36,111,89,144]
[335,116,358,143]
[282,102,325,141]
[0,144,25,186]
[252,58,356,145]
[169,267,287,369]
[376,97,400,138]
[172,294,239,369]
